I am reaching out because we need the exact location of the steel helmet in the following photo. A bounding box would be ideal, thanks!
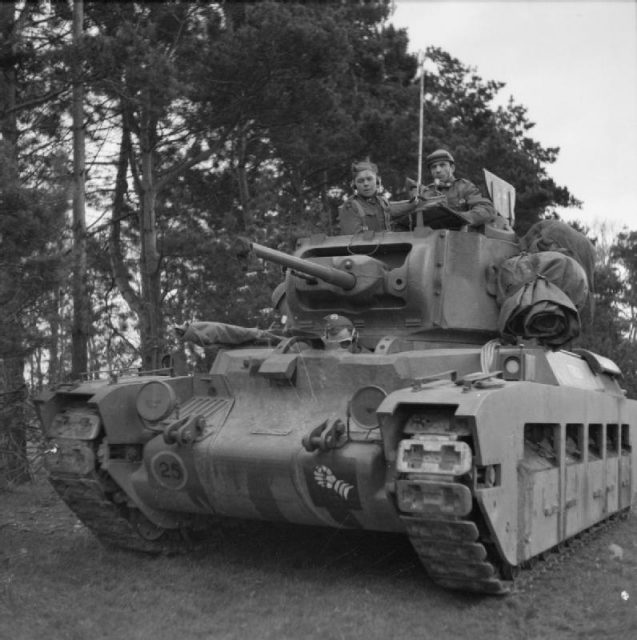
[426,149,455,167]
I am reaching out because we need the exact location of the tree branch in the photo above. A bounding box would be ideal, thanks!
[108,122,141,319]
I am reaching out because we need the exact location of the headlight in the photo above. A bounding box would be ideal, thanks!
[348,385,387,430]
[136,380,177,422]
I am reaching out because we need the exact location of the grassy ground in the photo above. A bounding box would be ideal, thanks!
[1,480,636,640]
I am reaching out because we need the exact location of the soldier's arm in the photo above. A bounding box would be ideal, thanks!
[388,199,418,219]
[461,181,497,226]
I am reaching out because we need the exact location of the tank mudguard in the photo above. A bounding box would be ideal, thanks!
[378,378,637,566]
[471,383,637,564]
[90,376,198,443]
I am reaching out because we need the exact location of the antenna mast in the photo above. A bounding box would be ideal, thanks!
[417,50,425,186]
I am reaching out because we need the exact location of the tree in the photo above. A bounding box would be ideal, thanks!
[611,230,637,343]
[80,2,234,371]
[71,0,89,377]
[0,0,68,484]
[572,223,637,398]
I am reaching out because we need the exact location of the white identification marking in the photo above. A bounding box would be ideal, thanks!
[313,465,354,499]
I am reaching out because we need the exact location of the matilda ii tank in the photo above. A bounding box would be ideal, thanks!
[36,203,637,595]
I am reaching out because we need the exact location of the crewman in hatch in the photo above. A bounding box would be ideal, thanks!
[322,314,364,353]
[338,160,419,234]
[417,149,509,230]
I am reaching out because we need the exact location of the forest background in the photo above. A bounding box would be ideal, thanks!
[1,0,636,485]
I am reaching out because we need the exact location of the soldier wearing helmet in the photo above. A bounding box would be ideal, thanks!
[338,160,419,235]
[417,149,508,230]
[322,314,363,352]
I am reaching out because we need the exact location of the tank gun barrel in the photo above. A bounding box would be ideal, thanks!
[251,242,356,290]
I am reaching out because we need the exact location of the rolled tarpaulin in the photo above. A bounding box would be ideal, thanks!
[178,322,280,347]
[519,219,595,297]
[493,250,589,311]
[498,277,580,347]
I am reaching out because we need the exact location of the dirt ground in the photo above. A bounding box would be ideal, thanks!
[1,479,637,640]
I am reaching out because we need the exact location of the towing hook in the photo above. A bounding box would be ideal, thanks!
[163,415,204,446]
[302,417,347,452]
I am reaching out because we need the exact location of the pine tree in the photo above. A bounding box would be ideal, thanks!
[0,1,67,484]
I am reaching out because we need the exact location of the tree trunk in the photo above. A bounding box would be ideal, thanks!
[109,118,141,316]
[47,288,62,384]
[0,2,29,485]
[138,97,164,371]
[0,2,19,174]
[70,0,90,378]
[0,358,29,487]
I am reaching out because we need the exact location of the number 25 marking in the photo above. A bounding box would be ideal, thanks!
[158,461,183,480]
[151,452,187,489]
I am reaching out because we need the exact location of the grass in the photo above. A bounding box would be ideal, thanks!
[2,480,637,640]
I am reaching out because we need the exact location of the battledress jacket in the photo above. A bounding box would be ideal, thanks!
[338,194,417,234]
[420,177,507,229]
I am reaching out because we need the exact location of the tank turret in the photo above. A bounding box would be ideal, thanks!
[253,222,519,350]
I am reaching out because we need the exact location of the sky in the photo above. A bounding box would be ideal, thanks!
[390,0,637,234]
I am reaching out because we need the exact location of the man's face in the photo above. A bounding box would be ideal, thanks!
[324,328,355,351]
[429,161,454,182]
[354,169,378,197]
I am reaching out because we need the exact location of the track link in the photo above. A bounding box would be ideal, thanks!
[45,410,192,554]
[48,472,181,553]
[401,515,513,594]
[402,507,631,596]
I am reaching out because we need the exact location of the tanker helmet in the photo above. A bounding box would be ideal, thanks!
[426,149,455,167]
[323,314,357,350]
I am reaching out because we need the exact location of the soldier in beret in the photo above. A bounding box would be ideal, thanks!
[338,160,418,234]
[418,149,509,230]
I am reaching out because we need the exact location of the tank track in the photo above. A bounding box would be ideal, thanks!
[402,510,631,595]
[512,508,630,594]
[46,427,193,554]
[48,470,196,554]
[399,432,631,595]
[401,515,513,594]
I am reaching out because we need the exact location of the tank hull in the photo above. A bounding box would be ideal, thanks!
[36,343,637,594]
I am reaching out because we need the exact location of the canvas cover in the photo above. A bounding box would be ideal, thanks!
[498,277,580,347]
[180,322,278,347]
[492,250,589,347]
[520,220,595,295]
[494,251,589,311]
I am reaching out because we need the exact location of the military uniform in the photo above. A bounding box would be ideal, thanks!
[420,177,506,229]
[338,194,417,234]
